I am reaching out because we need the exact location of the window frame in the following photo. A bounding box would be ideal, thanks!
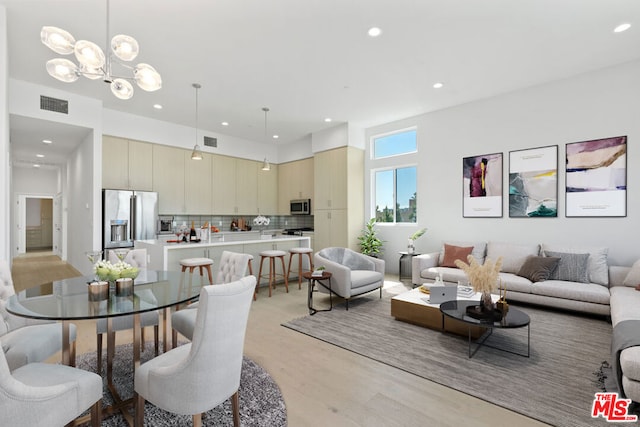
[371,127,418,160]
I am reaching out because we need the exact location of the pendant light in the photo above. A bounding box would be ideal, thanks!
[191,83,203,160]
[261,107,271,171]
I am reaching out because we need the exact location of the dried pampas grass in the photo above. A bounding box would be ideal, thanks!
[454,254,503,293]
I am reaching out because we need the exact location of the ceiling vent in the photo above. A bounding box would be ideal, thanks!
[40,95,69,114]
[203,136,217,148]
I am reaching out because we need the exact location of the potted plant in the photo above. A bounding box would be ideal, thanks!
[407,228,427,253]
[358,218,383,257]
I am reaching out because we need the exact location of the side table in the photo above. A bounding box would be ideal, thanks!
[398,251,420,284]
[303,271,333,315]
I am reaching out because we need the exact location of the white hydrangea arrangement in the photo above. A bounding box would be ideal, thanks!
[94,260,139,282]
[253,215,270,226]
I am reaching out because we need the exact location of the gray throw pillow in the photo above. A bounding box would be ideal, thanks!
[517,256,561,282]
[545,250,590,283]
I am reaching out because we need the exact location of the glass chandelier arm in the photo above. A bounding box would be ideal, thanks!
[74,40,106,68]
[79,64,105,80]
[46,58,79,82]
[111,78,134,99]
[41,26,75,55]
[134,63,162,91]
[111,34,139,61]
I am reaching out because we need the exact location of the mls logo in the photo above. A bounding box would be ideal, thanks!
[591,392,638,422]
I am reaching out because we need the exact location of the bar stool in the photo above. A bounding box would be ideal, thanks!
[287,247,314,289]
[257,250,288,297]
[247,254,257,300]
[179,257,214,286]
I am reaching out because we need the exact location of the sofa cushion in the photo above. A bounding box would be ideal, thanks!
[531,280,610,304]
[623,259,640,287]
[498,272,534,294]
[544,250,590,283]
[440,244,474,268]
[621,347,640,382]
[421,266,468,284]
[350,270,383,289]
[541,244,609,286]
[438,241,486,265]
[342,249,374,271]
[486,241,540,274]
[610,286,640,326]
[517,256,560,282]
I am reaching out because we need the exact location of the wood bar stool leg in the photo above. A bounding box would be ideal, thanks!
[269,256,275,297]
[297,253,303,289]
[286,253,294,286]
[280,256,289,292]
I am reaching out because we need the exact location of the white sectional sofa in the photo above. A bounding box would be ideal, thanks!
[411,240,640,403]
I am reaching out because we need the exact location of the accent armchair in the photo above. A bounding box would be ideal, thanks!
[0,340,102,427]
[313,247,385,309]
[0,260,76,371]
[134,276,256,427]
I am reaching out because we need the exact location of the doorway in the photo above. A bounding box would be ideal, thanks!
[25,197,53,252]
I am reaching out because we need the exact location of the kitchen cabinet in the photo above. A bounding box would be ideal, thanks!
[278,158,313,214]
[102,136,153,191]
[212,156,262,215]
[153,145,185,214]
[236,159,258,214]
[258,163,278,215]
[314,146,364,251]
[184,151,212,214]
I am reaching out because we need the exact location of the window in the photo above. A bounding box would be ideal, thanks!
[375,166,417,223]
[373,129,417,159]
[370,127,418,223]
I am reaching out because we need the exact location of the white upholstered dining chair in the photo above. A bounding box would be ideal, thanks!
[97,249,159,371]
[0,260,77,371]
[134,276,256,427]
[0,339,103,427]
[171,251,251,345]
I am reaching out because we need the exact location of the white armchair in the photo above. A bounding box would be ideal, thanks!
[0,340,103,427]
[0,260,77,371]
[134,276,256,427]
[314,247,385,310]
[172,251,252,344]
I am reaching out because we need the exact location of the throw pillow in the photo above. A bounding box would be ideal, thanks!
[440,244,474,268]
[438,241,486,265]
[541,244,609,286]
[516,256,561,282]
[623,259,640,287]
[544,250,590,283]
[486,241,540,274]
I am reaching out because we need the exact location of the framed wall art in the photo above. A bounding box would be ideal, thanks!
[462,152,503,217]
[565,135,627,217]
[509,145,558,217]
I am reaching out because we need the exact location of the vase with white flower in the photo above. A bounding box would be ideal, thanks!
[407,228,427,254]
[253,215,270,234]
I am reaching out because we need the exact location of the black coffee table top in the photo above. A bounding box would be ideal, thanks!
[440,300,530,328]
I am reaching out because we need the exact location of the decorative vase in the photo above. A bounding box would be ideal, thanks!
[481,291,494,312]
[407,239,415,254]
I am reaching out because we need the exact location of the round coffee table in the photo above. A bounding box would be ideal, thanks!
[440,300,530,358]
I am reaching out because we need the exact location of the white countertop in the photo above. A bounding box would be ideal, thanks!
[138,234,309,250]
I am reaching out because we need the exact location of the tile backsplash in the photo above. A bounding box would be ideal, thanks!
[171,214,314,232]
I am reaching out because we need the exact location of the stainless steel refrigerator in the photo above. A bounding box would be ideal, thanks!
[102,189,158,252]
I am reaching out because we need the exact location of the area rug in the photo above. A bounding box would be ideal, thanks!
[76,343,287,426]
[282,289,614,427]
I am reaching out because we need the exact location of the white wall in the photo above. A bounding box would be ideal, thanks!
[0,6,10,262]
[367,60,640,272]
[311,123,349,153]
[12,166,59,194]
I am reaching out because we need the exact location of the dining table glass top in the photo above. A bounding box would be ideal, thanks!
[6,270,203,321]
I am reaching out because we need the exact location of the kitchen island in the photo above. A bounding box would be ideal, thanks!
[136,233,311,276]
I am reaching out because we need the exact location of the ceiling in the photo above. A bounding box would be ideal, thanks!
[3,0,640,166]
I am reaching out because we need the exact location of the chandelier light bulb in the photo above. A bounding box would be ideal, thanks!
[111,34,139,61]
[79,63,103,80]
[111,78,134,99]
[41,26,75,55]
[46,58,79,82]
[74,40,106,68]
[134,63,162,91]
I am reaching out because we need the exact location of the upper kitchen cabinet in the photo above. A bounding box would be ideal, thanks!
[102,136,153,191]
[212,156,260,215]
[277,157,314,214]
[258,163,278,215]
[184,151,212,214]
[314,148,348,210]
[153,145,186,214]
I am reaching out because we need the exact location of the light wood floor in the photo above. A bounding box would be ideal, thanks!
[58,278,548,427]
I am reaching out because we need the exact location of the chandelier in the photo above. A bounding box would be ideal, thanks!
[40,0,161,100]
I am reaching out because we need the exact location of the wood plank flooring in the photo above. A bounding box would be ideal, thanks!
[18,255,548,426]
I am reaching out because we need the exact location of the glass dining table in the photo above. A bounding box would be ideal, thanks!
[6,270,203,425]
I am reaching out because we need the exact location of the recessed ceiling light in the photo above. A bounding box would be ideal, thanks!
[33,164,40,168]
[614,23,631,33]
[153,104,163,109]
[272,135,279,139]
[42,139,52,144]
[36,154,45,158]
[433,82,444,89]
[324,118,332,123]
[368,27,382,37]
[221,122,229,126]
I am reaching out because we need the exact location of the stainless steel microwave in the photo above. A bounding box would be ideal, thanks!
[290,199,311,215]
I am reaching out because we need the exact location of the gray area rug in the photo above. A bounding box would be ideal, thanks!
[283,287,615,427]
[76,342,287,426]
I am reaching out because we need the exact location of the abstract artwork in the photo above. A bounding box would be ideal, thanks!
[566,136,627,217]
[509,146,558,217]
[462,153,503,217]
